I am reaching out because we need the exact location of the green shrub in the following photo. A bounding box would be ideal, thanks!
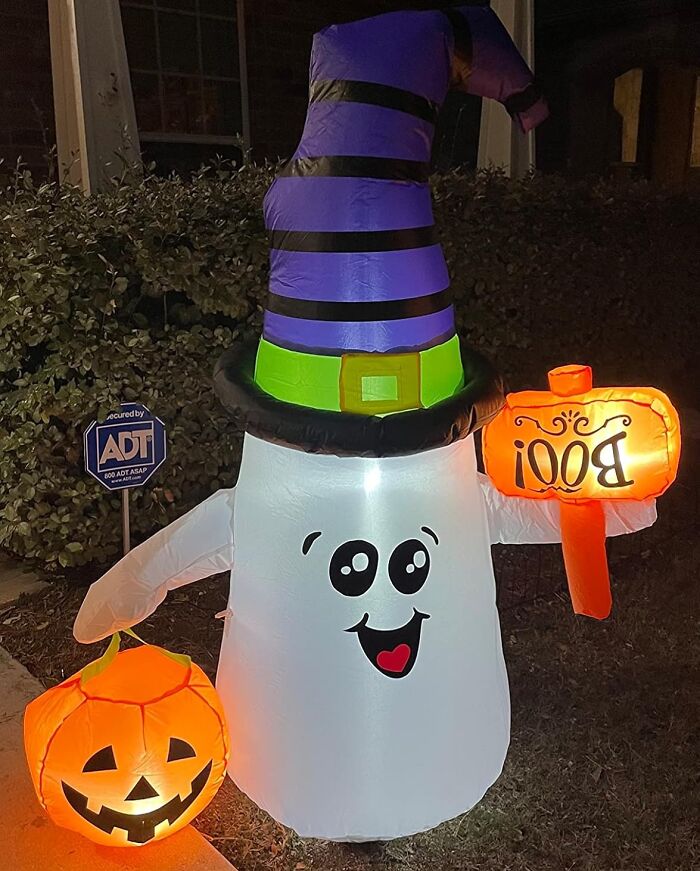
[1,166,697,570]
[0,164,271,569]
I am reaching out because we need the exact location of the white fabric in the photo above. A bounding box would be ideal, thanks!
[216,434,509,840]
[74,488,235,643]
[478,473,657,544]
[73,437,658,841]
[75,436,510,839]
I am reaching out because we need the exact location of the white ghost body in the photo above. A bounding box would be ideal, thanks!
[73,432,656,841]
[217,432,509,840]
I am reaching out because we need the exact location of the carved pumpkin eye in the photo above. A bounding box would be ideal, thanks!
[167,738,196,762]
[83,746,117,773]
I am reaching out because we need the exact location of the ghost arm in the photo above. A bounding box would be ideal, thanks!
[478,473,657,545]
[73,488,236,644]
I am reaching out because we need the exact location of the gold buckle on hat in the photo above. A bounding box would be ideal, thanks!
[339,352,422,414]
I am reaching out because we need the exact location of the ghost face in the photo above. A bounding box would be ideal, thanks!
[222,433,510,840]
[302,528,439,678]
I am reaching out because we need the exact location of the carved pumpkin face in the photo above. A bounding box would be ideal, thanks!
[24,645,229,846]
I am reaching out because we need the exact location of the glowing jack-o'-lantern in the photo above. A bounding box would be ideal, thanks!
[24,635,229,846]
[483,365,680,619]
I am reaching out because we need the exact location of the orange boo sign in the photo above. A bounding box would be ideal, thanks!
[483,365,680,619]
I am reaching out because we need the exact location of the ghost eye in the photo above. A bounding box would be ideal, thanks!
[329,540,378,597]
[167,737,196,762]
[389,539,430,595]
[83,746,117,772]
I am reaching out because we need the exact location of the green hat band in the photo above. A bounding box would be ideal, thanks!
[254,335,465,415]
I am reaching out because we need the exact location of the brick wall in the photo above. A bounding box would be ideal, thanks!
[0,0,55,181]
[244,0,433,161]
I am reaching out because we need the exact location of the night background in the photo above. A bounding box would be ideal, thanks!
[3,0,700,182]
[0,3,698,871]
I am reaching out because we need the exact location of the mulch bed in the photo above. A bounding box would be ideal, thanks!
[3,448,698,871]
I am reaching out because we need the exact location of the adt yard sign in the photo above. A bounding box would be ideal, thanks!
[84,403,167,491]
[84,403,167,554]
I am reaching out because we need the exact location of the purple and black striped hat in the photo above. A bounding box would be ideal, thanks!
[215,5,547,454]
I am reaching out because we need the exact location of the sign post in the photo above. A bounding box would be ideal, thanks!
[84,403,168,554]
[121,491,131,554]
[482,365,680,619]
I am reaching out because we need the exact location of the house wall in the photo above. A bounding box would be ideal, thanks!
[535,0,700,177]
[0,0,55,181]
[9,1,696,182]
[0,0,433,179]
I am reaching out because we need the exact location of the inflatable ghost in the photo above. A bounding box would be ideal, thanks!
[74,7,657,841]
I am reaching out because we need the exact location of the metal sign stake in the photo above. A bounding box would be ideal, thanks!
[122,489,131,555]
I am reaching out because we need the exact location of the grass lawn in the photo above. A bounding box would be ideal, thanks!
[2,445,697,871]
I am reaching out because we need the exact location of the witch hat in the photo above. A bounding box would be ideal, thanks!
[215,4,548,456]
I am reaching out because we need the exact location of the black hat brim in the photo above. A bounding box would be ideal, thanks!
[213,340,504,458]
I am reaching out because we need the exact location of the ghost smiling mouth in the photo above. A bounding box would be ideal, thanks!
[346,609,430,678]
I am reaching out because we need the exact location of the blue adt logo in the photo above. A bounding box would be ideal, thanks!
[84,403,167,491]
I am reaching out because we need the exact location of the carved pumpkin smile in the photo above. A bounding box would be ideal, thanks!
[62,759,213,844]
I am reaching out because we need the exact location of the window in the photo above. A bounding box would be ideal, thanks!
[120,1,242,145]
[613,68,643,164]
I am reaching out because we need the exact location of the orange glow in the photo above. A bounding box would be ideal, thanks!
[483,365,681,619]
[483,365,680,502]
[24,645,229,847]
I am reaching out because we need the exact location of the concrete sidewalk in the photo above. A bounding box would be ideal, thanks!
[1,646,235,871]
[0,555,47,605]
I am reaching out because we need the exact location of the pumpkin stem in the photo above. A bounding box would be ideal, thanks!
[80,632,121,685]
[79,629,192,686]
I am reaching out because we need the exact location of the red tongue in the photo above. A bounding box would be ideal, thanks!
[376,643,411,674]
